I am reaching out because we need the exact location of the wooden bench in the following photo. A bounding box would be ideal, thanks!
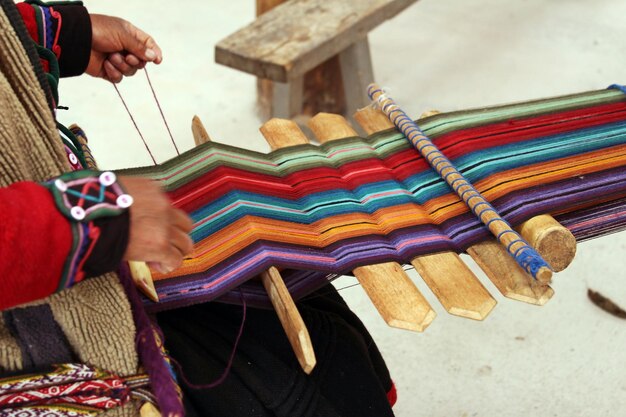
[215,0,418,120]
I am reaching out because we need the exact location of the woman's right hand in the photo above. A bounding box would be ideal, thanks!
[118,176,194,274]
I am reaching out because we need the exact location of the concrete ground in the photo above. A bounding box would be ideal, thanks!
[57,1,626,416]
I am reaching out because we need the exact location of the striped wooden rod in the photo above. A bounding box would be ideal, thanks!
[367,84,553,283]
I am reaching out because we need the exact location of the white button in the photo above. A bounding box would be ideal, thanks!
[69,153,78,165]
[99,171,117,186]
[70,206,86,220]
[116,194,134,208]
[54,179,67,192]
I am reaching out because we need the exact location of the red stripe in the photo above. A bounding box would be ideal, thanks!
[435,101,626,157]
[16,4,39,43]
[387,381,398,407]
[168,102,626,213]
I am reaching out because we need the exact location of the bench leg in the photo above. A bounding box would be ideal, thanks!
[261,37,373,120]
[339,37,375,113]
[271,75,304,119]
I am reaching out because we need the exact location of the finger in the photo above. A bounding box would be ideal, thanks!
[103,60,123,83]
[124,54,142,67]
[172,208,194,233]
[147,261,175,275]
[150,261,178,275]
[143,38,163,65]
[124,54,147,70]
[170,227,194,257]
[156,245,185,274]
[108,53,138,77]
[123,21,163,64]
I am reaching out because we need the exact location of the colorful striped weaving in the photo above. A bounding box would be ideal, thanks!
[120,88,626,311]
[369,83,553,282]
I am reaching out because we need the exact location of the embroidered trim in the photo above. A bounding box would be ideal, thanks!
[46,170,133,222]
[0,405,100,417]
[49,6,62,57]
[35,43,59,105]
[44,170,132,288]
[0,363,149,416]
[25,1,62,77]
[58,221,97,290]
[58,122,88,169]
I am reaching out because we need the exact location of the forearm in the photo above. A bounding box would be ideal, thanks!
[0,181,72,310]
[0,174,131,311]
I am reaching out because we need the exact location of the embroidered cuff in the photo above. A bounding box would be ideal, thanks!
[43,170,133,289]
[84,212,131,278]
[46,170,133,221]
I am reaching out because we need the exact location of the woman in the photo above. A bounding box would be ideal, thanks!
[0,2,396,416]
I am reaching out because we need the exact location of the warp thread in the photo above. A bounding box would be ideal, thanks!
[112,67,180,165]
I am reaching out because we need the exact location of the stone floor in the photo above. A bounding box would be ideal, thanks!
[57,1,626,416]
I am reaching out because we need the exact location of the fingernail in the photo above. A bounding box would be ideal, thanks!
[157,264,174,274]
[145,49,157,60]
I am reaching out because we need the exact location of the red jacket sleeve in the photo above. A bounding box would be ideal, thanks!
[0,181,72,310]
[15,3,38,42]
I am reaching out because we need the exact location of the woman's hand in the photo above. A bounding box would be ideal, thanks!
[119,176,193,274]
[87,14,163,83]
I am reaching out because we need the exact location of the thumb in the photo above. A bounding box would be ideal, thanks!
[122,22,163,64]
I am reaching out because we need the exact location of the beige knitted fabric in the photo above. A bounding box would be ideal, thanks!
[48,275,139,376]
[0,9,67,184]
[0,6,140,416]
[0,314,21,370]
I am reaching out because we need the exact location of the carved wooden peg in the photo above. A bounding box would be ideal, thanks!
[309,112,437,331]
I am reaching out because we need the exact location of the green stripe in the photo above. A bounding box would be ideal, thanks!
[119,88,626,188]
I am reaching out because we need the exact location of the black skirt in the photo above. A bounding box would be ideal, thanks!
[157,285,396,417]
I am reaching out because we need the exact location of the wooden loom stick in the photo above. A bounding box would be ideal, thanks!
[418,114,576,273]
[191,115,212,145]
[466,241,553,305]
[352,108,497,320]
[368,85,553,284]
[191,116,316,374]
[357,107,554,305]
[418,111,556,305]
[516,214,576,272]
[260,266,317,374]
[308,113,436,331]
[139,402,161,417]
[129,261,159,303]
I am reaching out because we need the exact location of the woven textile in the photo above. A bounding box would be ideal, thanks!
[119,89,626,310]
[0,363,131,416]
